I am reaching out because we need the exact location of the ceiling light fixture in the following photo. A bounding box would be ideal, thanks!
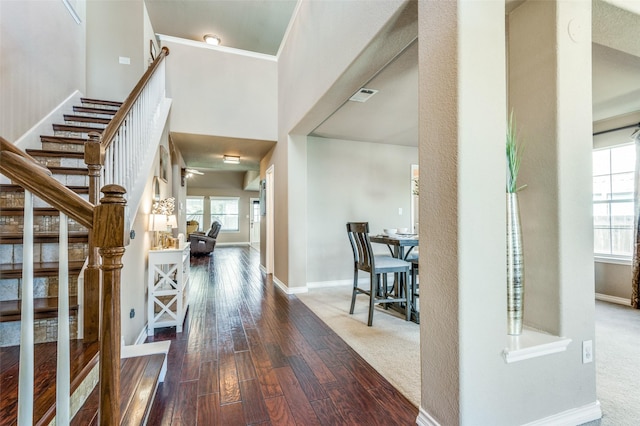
[204,34,221,46]
[349,88,379,103]
[223,155,240,164]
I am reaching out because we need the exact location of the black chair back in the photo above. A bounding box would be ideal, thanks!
[346,222,375,273]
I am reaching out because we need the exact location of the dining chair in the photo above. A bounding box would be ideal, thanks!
[346,222,411,326]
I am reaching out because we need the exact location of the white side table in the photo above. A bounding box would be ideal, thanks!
[147,243,190,335]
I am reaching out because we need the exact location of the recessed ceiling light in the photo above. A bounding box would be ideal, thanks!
[204,34,221,46]
[223,155,240,164]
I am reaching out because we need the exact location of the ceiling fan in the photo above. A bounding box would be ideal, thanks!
[185,168,204,176]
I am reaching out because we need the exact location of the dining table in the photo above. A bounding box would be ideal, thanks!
[370,233,419,323]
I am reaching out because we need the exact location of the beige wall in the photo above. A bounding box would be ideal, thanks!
[0,0,86,141]
[306,136,417,283]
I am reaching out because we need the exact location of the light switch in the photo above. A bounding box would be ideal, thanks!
[398,208,403,215]
[119,56,131,65]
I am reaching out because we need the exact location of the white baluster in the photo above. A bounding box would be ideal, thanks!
[17,191,34,424]
[56,213,70,424]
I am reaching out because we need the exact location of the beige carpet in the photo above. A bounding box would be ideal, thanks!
[296,284,421,407]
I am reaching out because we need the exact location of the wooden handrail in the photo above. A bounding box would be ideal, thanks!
[0,148,94,229]
[99,46,169,151]
[0,137,49,172]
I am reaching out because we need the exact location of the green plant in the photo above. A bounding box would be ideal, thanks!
[506,111,526,193]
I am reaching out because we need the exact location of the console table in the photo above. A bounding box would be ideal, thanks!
[147,243,190,335]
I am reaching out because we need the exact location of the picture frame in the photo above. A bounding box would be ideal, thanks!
[159,145,169,182]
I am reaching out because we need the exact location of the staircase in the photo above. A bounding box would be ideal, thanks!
[0,98,164,424]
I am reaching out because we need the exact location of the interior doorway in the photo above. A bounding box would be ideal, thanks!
[250,197,261,251]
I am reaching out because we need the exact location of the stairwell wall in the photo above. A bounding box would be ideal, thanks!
[0,0,86,142]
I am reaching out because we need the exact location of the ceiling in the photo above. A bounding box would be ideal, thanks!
[145,0,640,175]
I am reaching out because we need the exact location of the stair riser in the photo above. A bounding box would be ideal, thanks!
[0,242,88,264]
[0,191,89,209]
[0,277,78,302]
[33,156,85,169]
[41,141,85,153]
[54,130,96,139]
[64,121,107,130]
[0,215,87,234]
[0,316,78,347]
[52,173,88,187]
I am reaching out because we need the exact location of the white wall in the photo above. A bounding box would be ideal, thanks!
[160,36,277,142]
[306,136,417,283]
[0,0,86,141]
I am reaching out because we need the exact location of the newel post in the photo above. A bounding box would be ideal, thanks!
[94,184,129,426]
[84,132,105,341]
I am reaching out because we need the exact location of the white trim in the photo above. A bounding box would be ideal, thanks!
[594,255,632,266]
[134,325,149,346]
[307,279,353,289]
[157,34,277,62]
[276,0,303,59]
[522,401,601,426]
[502,328,572,363]
[273,276,308,294]
[416,407,441,426]
[62,0,82,24]
[595,293,631,306]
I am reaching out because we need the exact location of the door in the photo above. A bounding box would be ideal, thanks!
[250,198,261,249]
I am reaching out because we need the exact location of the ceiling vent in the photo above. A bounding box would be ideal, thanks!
[349,88,379,103]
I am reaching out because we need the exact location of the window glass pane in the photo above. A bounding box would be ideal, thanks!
[610,202,634,227]
[210,198,239,231]
[610,144,635,174]
[611,228,634,256]
[186,198,204,231]
[593,175,610,201]
[592,150,610,176]
[611,172,634,200]
[593,228,611,254]
[593,203,610,227]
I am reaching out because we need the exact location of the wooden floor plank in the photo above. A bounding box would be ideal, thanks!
[146,246,417,425]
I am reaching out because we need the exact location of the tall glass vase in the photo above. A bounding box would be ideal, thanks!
[506,192,524,335]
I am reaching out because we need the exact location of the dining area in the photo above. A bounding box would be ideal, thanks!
[347,222,420,326]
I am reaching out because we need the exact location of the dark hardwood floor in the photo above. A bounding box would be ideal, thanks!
[146,246,418,425]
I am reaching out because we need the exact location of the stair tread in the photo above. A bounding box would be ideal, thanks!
[70,354,165,426]
[40,135,88,145]
[0,296,79,320]
[47,165,89,174]
[80,97,122,108]
[0,232,89,244]
[26,149,85,159]
[0,340,99,425]
[53,124,104,134]
[0,184,89,193]
[63,114,111,125]
[0,260,85,276]
[73,105,117,116]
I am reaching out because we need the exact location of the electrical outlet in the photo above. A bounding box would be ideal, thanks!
[582,340,593,364]
[130,308,135,319]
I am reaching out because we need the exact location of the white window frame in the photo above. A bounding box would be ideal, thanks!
[210,197,240,232]
[593,143,635,263]
[186,196,204,232]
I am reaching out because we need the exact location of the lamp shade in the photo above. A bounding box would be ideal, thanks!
[150,214,167,231]
[167,215,177,229]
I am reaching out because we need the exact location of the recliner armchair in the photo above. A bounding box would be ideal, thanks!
[189,221,221,255]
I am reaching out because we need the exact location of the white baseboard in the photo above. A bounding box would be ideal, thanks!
[134,325,149,345]
[416,407,441,426]
[523,401,602,426]
[272,275,308,294]
[595,293,631,306]
[307,279,353,289]
[417,401,601,426]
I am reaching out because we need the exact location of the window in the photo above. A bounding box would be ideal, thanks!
[210,197,239,231]
[186,197,204,232]
[593,144,635,258]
